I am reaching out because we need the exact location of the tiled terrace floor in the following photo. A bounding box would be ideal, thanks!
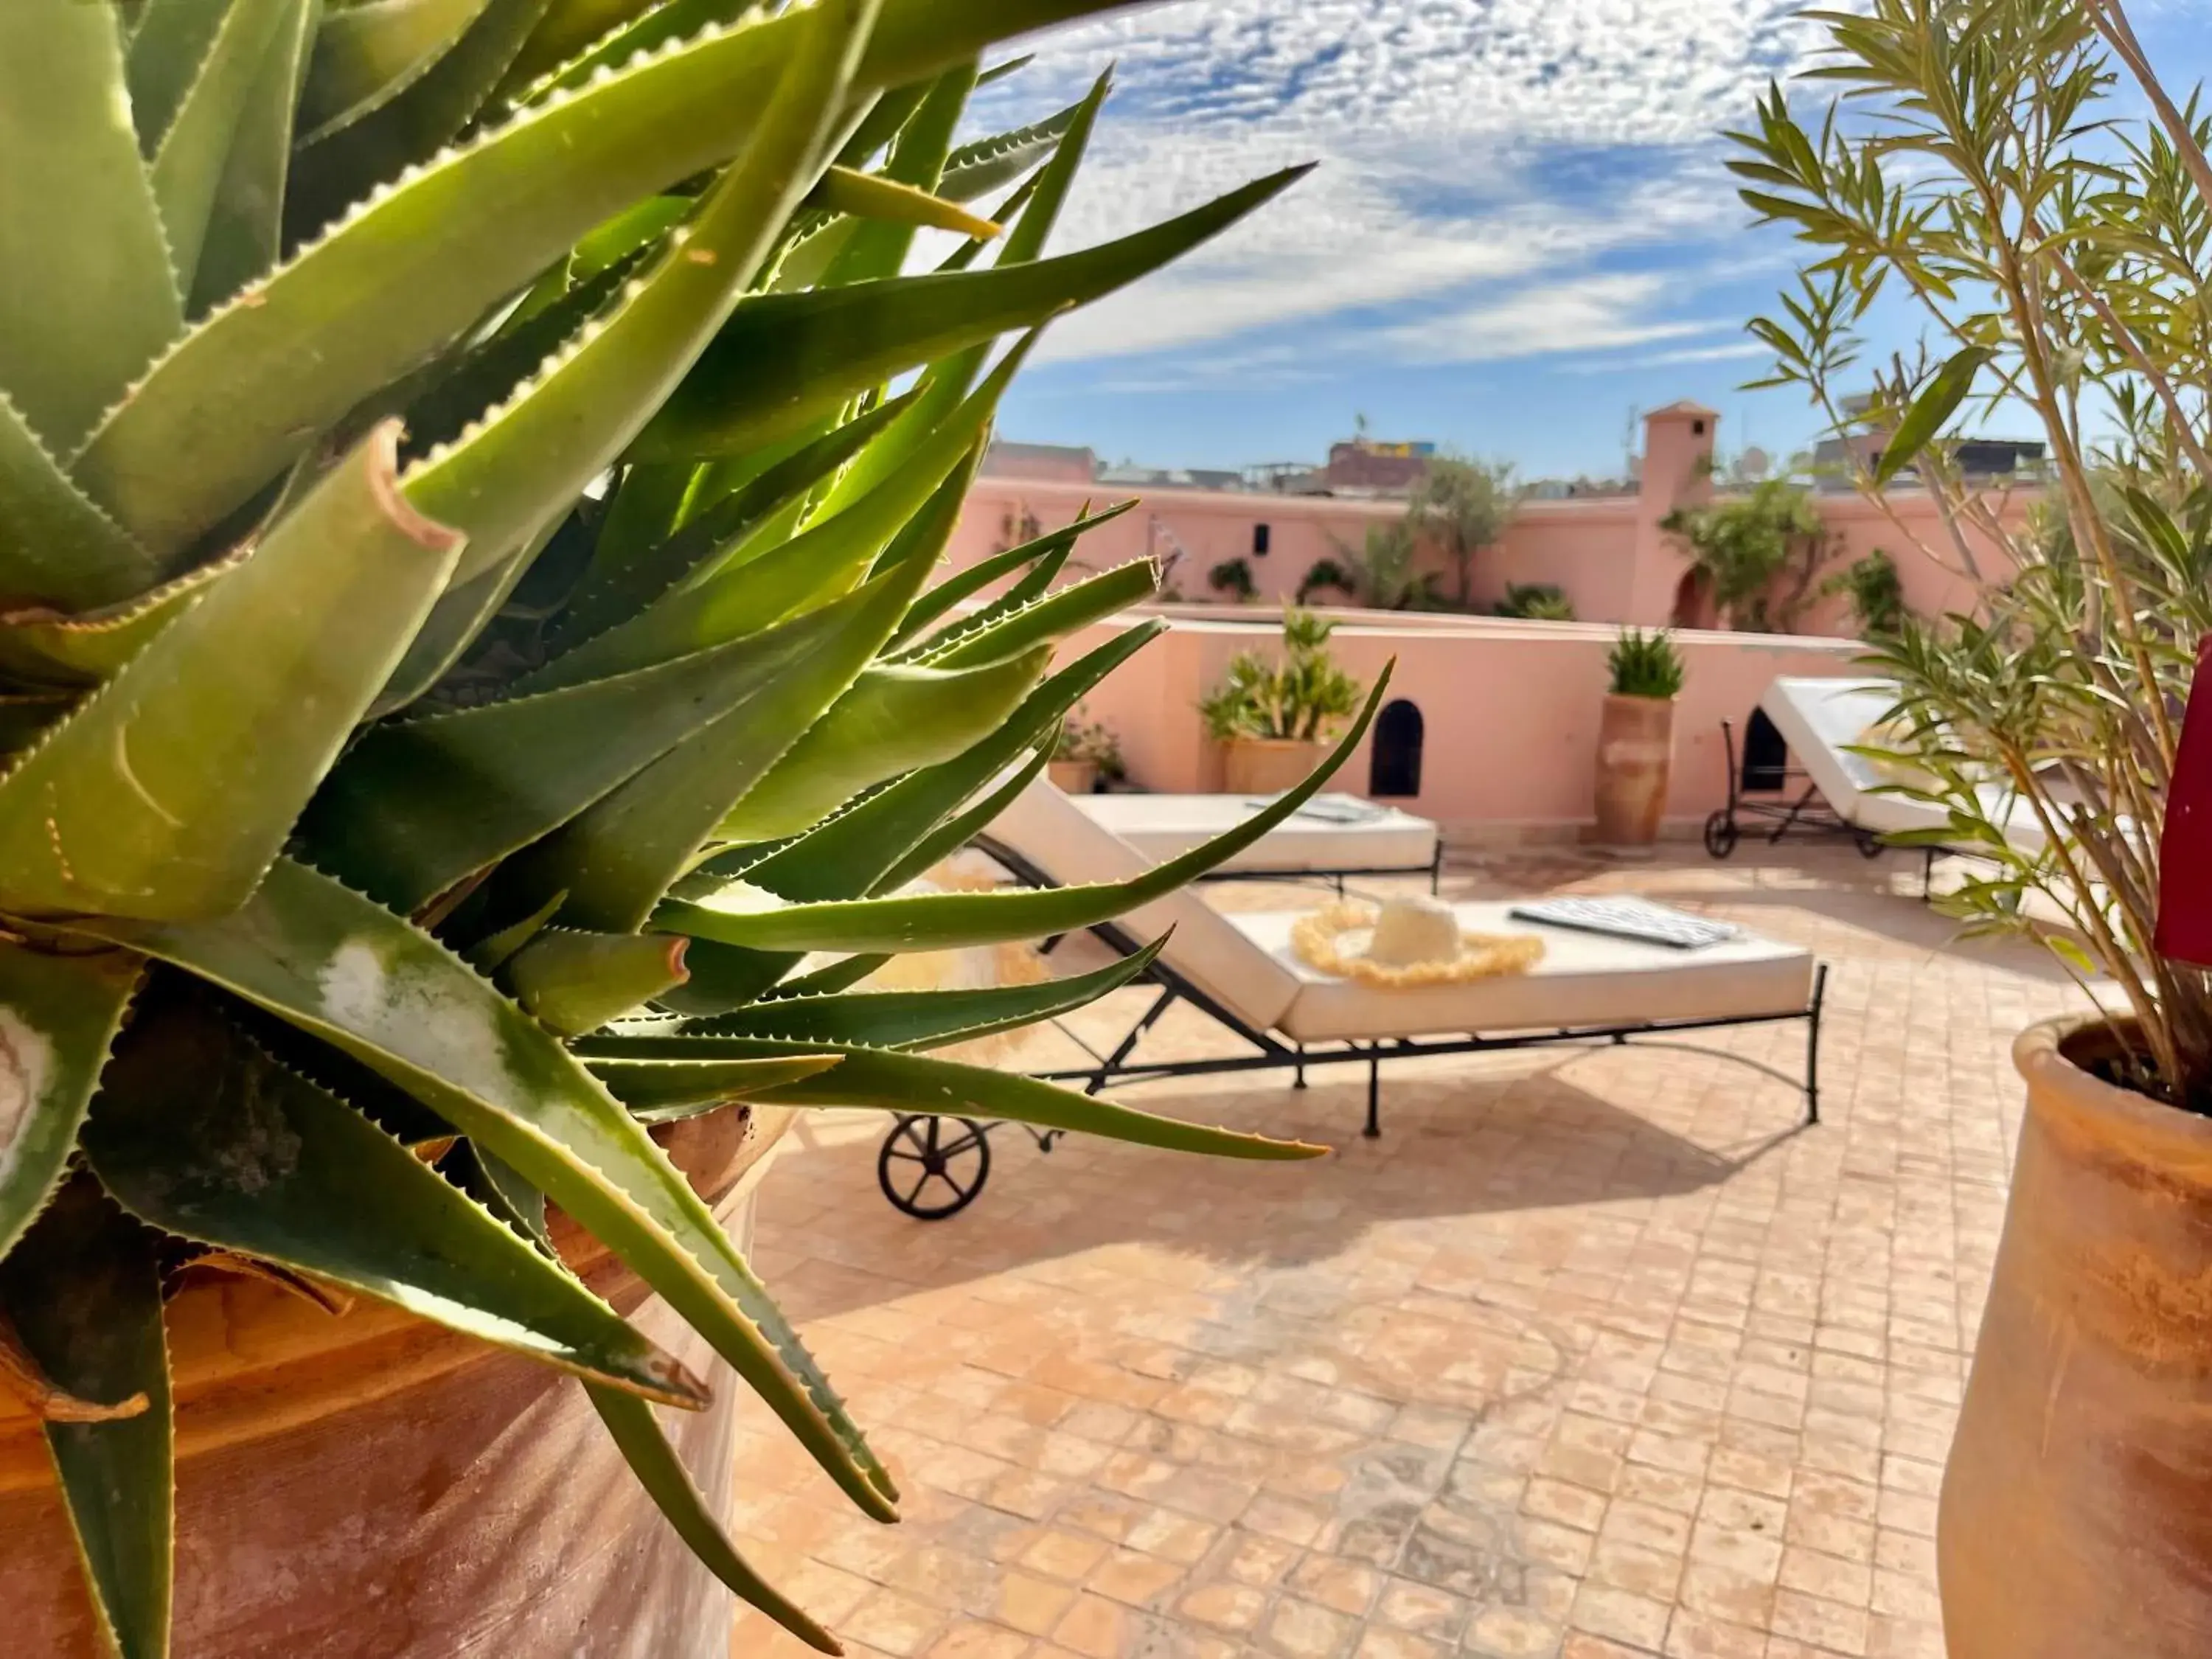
[725,843,2086,1659]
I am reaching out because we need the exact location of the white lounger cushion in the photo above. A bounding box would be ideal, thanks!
[990,780,1304,1029]
[1073,792,1439,873]
[1759,678,2047,852]
[1241,902,1816,1043]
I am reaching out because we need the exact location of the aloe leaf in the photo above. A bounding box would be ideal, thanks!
[462,889,568,973]
[939,100,1082,203]
[869,439,981,580]
[0,946,142,1264]
[127,0,230,150]
[807,69,1108,521]
[0,2,182,458]
[77,0,891,562]
[288,0,554,234]
[85,994,711,1406]
[558,388,919,647]
[147,0,295,293]
[810,164,1002,240]
[720,647,1051,844]
[300,0,495,140]
[69,857,900,1520]
[719,1041,1326,1163]
[586,1054,842,1118]
[824,60,975,285]
[917,557,1161,669]
[0,395,161,613]
[659,671,1391,955]
[749,624,1163,902]
[0,557,228,689]
[300,580,870,912]
[632,166,1309,463]
[366,515,553,717]
[528,341,1024,694]
[655,936,1162,1051]
[0,1180,171,1659]
[649,630,1155,1015]
[832,78,928,170]
[400,252,644,463]
[589,1385,841,1652]
[398,0,876,588]
[547,0,1123,98]
[518,551,942,933]
[891,501,1131,648]
[189,0,319,316]
[495,0,662,97]
[506,929,689,1035]
[0,423,464,922]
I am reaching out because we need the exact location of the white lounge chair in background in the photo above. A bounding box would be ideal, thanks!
[878,780,1829,1219]
[1706,678,2047,892]
[1071,790,1442,891]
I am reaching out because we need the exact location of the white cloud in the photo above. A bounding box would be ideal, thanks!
[962,0,1828,366]
[1560,338,1775,374]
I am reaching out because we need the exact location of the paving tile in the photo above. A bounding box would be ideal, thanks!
[719,846,2067,1659]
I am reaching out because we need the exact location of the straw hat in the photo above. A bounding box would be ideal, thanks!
[1291,897,1545,987]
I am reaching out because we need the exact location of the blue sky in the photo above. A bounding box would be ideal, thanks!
[968,1,2212,481]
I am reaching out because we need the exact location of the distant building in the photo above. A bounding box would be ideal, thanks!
[1323,438,1436,494]
[1811,394,2045,487]
[980,439,1096,484]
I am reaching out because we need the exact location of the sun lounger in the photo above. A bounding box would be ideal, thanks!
[875,782,1827,1219]
[1071,791,1442,890]
[1708,679,2045,891]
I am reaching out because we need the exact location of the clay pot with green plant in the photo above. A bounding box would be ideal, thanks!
[1739,1,2212,1652]
[0,4,1357,1655]
[1201,609,1366,793]
[1051,706,1124,795]
[1593,627,1683,846]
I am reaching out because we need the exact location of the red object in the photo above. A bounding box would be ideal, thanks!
[2157,638,2212,966]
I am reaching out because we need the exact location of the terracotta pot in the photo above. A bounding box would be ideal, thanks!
[1046,757,1098,795]
[1222,737,1332,796]
[1938,1020,2212,1658]
[1592,692,1674,845]
[0,1107,796,1659]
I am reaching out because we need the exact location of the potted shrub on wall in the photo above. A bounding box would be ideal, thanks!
[1594,627,1683,846]
[1202,609,1366,793]
[1049,706,1124,795]
[0,5,1365,1656]
[1739,1,2212,1652]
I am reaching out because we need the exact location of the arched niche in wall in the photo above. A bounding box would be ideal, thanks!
[1369,698,1425,798]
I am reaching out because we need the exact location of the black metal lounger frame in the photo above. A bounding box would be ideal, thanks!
[872,837,1829,1221]
[1703,716,1962,900]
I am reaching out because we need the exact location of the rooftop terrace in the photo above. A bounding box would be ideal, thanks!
[723,842,2077,1659]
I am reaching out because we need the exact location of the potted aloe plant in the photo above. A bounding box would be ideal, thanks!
[1736,1,2212,1652]
[1200,607,1368,793]
[1593,627,1683,846]
[0,4,1377,1655]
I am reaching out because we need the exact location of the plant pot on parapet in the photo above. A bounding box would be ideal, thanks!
[1593,627,1683,846]
[1200,608,1367,794]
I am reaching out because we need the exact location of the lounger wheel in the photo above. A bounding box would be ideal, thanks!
[1854,828,1885,859]
[878,1114,992,1221]
[1703,811,1739,860]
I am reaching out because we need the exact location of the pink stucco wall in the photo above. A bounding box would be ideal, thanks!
[1060,607,1865,839]
[957,400,2030,636]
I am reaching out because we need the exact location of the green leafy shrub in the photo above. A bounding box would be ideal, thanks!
[1826,550,1907,639]
[1495,582,1575,620]
[1608,627,1686,698]
[1295,557,1357,605]
[1055,704,1124,779]
[1201,609,1367,742]
[0,4,1382,1652]
[1208,555,1257,600]
[1661,481,1829,631]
